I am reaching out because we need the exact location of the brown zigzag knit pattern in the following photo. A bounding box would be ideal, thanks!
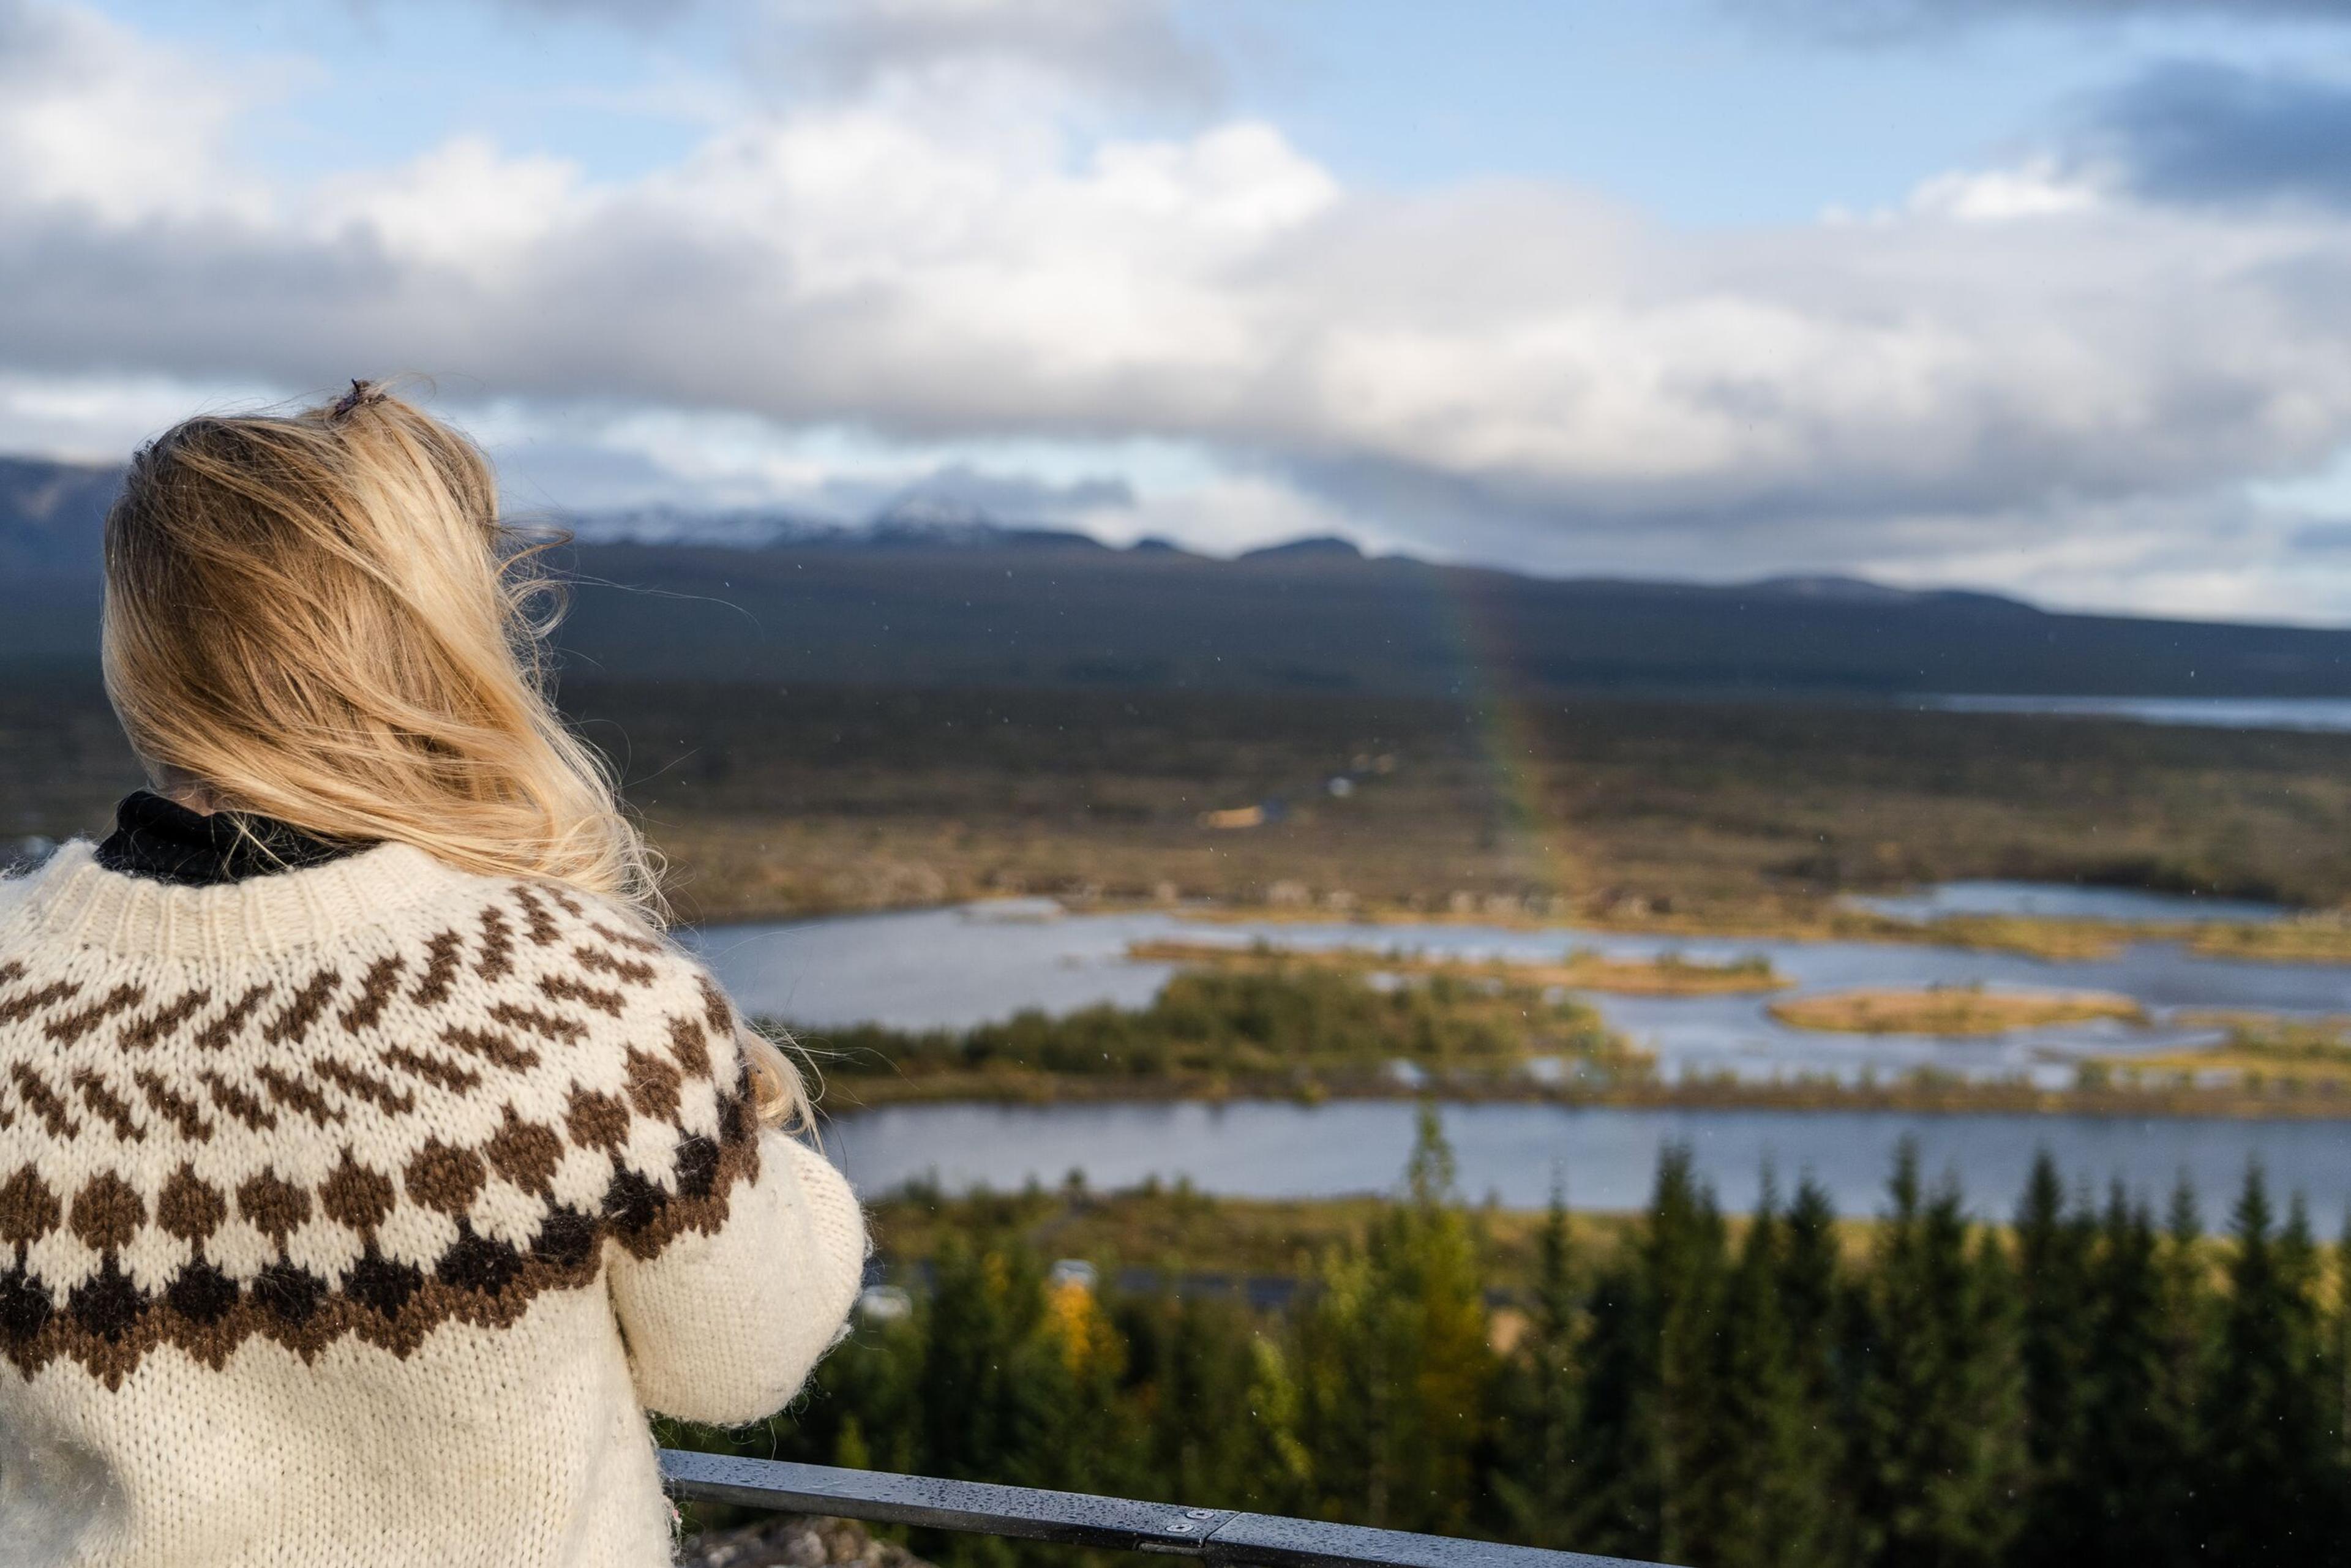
[0,870,760,1387]
[0,840,866,1568]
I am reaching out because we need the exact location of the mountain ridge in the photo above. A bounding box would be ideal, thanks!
[0,452,2036,602]
[0,451,2022,606]
[4,453,2343,699]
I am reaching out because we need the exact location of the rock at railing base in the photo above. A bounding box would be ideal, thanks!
[681,1514,937,1568]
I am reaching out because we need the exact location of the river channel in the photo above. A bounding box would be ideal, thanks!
[684,887,2351,1217]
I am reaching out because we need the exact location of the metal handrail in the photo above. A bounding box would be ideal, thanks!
[658,1450,1665,1568]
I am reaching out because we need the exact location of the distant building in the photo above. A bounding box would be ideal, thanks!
[1048,1259,1100,1292]
[959,896,1065,923]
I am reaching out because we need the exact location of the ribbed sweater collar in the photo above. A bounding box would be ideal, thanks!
[6,838,476,961]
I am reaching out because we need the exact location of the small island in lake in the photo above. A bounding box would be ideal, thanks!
[1126,939,1787,996]
[2131,1013,2351,1088]
[1769,985,2147,1036]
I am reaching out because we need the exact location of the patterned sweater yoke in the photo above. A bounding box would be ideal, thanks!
[0,840,867,1568]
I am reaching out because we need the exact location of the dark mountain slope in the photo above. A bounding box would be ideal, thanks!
[4,454,2347,697]
[553,541,2351,698]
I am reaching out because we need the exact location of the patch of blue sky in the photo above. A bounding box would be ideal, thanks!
[1195,0,2351,225]
[88,0,735,186]
[2251,444,2351,521]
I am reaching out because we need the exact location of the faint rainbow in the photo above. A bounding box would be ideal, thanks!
[1426,566,1586,910]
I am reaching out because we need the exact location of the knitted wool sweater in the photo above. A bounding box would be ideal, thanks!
[0,838,867,1568]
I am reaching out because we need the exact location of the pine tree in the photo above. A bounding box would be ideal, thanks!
[2199,1168,2345,1557]
[1490,1180,1586,1548]
[1238,1331,1315,1515]
[915,1239,1058,1485]
[1117,1288,1264,1507]
[2069,1184,2197,1568]
[738,1142,2351,1568]
[1685,1174,1849,1568]
[1037,1261,1133,1497]
[1387,1104,1496,1537]
[1780,1174,1858,1564]
[2154,1171,2213,1534]
[2012,1150,2096,1567]
[896,1239,1068,1568]
[2288,1196,2351,1521]
[1850,1141,2025,1568]
[1572,1144,1727,1562]
[1294,1104,1494,1536]
[1295,1237,1389,1525]
[2334,1217,2351,1493]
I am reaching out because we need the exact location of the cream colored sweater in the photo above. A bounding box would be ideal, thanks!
[0,841,866,1567]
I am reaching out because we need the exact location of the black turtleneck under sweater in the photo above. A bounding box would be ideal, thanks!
[92,789,369,887]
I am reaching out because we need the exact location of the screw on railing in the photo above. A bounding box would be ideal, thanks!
[658,1450,1673,1568]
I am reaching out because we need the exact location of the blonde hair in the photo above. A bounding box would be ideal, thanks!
[103,380,809,1128]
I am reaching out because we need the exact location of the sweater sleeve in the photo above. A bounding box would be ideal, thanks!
[609,1123,867,1425]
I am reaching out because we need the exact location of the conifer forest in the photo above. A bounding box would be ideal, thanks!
[671,1112,2351,1568]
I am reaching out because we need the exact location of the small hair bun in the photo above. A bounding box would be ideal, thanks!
[328,379,387,421]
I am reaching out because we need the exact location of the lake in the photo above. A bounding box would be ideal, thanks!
[1846,879,2287,925]
[686,897,2351,1090]
[827,1100,2351,1228]
[689,889,2351,1218]
[1921,694,2351,733]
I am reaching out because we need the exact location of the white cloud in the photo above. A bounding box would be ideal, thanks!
[0,367,288,462]
[1903,159,2104,221]
[11,0,2351,611]
[0,0,283,223]
[313,137,584,280]
[1079,470,1354,555]
[1851,489,2351,623]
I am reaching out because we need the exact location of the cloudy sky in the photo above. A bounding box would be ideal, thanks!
[10,0,2351,617]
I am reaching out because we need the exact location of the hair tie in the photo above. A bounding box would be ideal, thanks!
[329,379,384,421]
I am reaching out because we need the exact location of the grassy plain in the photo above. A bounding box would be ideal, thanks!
[860,1180,1891,1298]
[558,680,2351,934]
[15,675,2351,953]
